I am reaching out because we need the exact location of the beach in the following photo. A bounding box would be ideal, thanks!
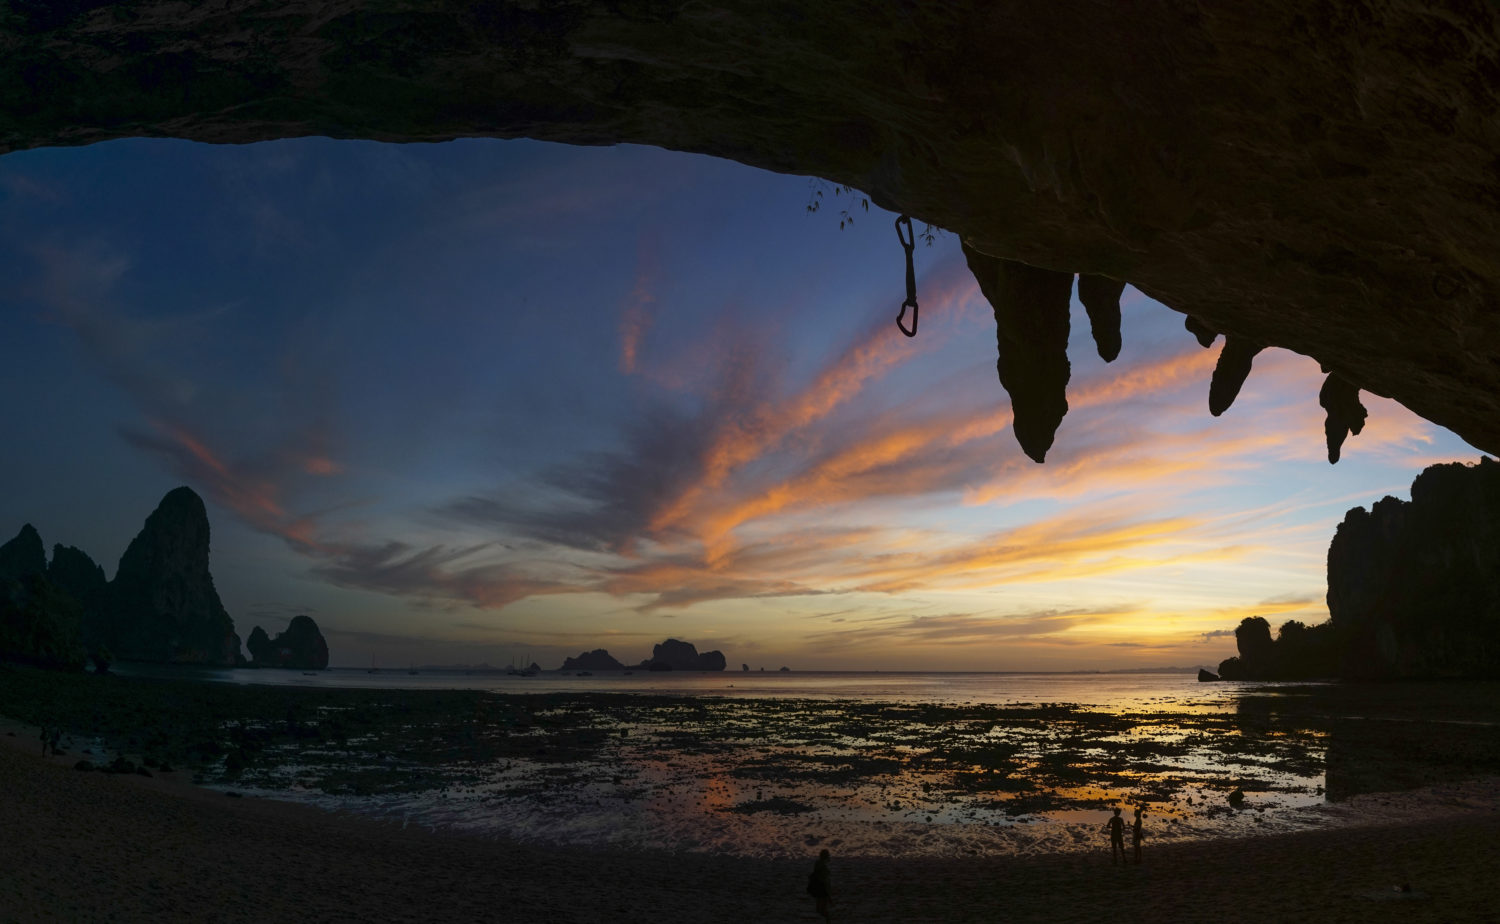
[2,726,1497,923]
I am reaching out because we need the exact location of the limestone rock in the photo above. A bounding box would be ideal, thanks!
[1215,616,1339,681]
[0,576,88,673]
[0,525,45,583]
[560,648,626,671]
[246,615,328,670]
[1319,373,1369,464]
[1076,275,1125,363]
[1327,458,1500,678]
[638,638,727,671]
[0,526,87,670]
[962,243,1073,463]
[1208,338,1263,417]
[7,3,1500,459]
[245,626,271,663]
[47,544,108,643]
[107,487,241,666]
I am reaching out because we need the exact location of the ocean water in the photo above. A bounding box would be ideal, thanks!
[118,664,1253,711]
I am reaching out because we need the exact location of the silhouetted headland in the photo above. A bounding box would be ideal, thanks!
[557,638,726,672]
[0,486,328,672]
[246,615,329,670]
[1213,458,1500,681]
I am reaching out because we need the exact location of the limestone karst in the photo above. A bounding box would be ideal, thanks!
[246,615,330,670]
[0,487,257,669]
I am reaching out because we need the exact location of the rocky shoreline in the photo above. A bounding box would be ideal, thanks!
[3,665,1498,860]
[1,721,1496,922]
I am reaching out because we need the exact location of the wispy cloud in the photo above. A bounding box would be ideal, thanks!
[619,236,658,375]
[29,242,345,554]
[309,540,566,610]
[803,606,1137,650]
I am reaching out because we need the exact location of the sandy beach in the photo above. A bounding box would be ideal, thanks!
[2,726,1497,924]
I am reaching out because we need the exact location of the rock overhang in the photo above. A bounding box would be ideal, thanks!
[4,0,1498,459]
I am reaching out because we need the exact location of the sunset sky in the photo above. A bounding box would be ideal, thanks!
[0,138,1481,671]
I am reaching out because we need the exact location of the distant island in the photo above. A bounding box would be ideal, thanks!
[1209,458,1500,681]
[559,638,726,672]
[0,486,327,672]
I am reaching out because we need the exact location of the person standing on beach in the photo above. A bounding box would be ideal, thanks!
[1106,807,1126,865]
[1132,807,1145,865]
[806,848,832,921]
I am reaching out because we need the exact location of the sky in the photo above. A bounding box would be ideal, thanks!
[0,138,1482,671]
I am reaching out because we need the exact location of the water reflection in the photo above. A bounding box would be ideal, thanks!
[1235,681,1500,803]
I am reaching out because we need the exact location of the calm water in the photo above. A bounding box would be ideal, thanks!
[116,664,1262,712]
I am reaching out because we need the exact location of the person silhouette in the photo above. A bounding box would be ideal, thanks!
[806,848,832,921]
[1132,807,1145,865]
[1106,807,1126,865]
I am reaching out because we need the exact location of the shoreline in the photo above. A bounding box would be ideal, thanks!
[2,729,1496,922]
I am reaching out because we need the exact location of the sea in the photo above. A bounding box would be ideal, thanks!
[116,664,1241,710]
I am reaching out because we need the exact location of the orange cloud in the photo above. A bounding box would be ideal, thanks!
[646,262,986,536]
[619,278,654,375]
[126,419,345,555]
[685,345,1231,556]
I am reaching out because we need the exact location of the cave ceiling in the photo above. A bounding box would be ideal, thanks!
[4,1,1499,461]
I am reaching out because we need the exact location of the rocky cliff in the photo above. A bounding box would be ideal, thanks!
[246,614,329,670]
[1215,616,1340,681]
[1327,458,1500,679]
[0,524,45,583]
[560,648,626,671]
[107,487,242,666]
[638,638,727,672]
[0,526,87,670]
[47,545,108,641]
[6,3,1500,461]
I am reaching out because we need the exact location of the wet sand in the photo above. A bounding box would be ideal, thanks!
[2,729,1496,923]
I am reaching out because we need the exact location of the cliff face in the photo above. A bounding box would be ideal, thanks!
[5,3,1500,461]
[47,544,108,643]
[1216,616,1340,681]
[0,525,45,583]
[1327,458,1500,679]
[0,526,87,670]
[639,638,727,671]
[246,614,329,670]
[560,649,626,671]
[107,487,242,666]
